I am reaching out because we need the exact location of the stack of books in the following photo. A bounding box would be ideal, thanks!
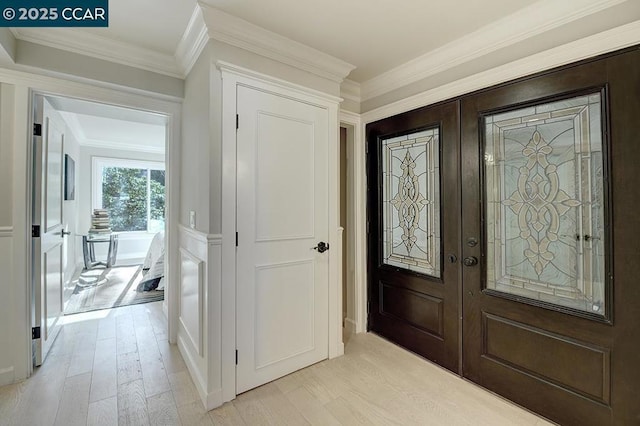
[90,209,112,234]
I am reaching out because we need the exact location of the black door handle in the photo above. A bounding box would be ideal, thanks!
[463,256,478,267]
[312,242,329,253]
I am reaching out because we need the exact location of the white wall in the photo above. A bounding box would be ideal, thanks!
[177,38,343,408]
[77,145,165,264]
[62,129,80,302]
[0,83,17,386]
[180,50,211,234]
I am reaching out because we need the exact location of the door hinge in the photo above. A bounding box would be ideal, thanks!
[236,114,239,130]
[32,225,40,238]
[365,143,369,154]
[235,232,238,247]
[235,350,238,365]
[366,220,370,234]
[33,123,42,137]
[32,326,41,339]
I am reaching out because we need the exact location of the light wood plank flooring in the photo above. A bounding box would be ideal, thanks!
[0,302,554,425]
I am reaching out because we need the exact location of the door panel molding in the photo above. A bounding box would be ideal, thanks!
[482,312,610,404]
[461,47,640,425]
[219,61,342,403]
[366,99,461,374]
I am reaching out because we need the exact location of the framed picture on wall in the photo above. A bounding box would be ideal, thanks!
[64,154,75,200]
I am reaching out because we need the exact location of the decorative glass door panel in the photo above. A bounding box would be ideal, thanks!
[484,93,607,316]
[382,128,441,278]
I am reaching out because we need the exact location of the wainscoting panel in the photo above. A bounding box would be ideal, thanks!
[179,248,203,356]
[177,225,223,410]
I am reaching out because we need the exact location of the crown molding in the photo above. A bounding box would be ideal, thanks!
[59,110,164,154]
[362,20,640,124]
[201,4,355,83]
[12,28,183,79]
[340,79,361,103]
[175,6,209,76]
[360,0,629,101]
[80,138,165,154]
[217,61,343,105]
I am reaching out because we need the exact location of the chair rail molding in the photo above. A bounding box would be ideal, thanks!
[0,226,13,237]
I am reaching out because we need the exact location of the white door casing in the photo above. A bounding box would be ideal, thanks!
[235,85,329,393]
[33,97,66,365]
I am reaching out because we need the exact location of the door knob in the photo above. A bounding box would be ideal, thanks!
[61,230,71,237]
[463,256,478,267]
[312,241,329,253]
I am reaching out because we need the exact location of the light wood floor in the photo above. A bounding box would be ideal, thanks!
[0,302,554,425]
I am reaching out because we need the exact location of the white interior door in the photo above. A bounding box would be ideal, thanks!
[236,85,329,393]
[33,97,66,366]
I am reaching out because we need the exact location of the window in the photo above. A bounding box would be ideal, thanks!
[93,157,165,233]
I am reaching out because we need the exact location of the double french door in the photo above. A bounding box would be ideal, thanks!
[367,47,640,425]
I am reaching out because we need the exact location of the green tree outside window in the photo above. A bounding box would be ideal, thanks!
[102,166,165,232]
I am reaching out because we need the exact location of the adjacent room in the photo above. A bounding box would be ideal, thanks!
[43,96,168,315]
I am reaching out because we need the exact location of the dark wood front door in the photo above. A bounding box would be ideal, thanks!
[367,47,640,425]
[461,49,640,425]
[366,100,460,373]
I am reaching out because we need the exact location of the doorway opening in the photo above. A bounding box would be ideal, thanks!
[30,93,171,366]
[340,123,358,345]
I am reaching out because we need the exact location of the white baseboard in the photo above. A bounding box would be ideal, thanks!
[344,318,357,339]
[177,334,224,411]
[0,366,15,387]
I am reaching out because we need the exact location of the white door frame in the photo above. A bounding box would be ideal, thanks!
[12,71,181,376]
[338,111,367,334]
[218,61,342,401]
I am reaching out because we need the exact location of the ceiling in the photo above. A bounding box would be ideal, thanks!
[62,0,535,82]
[197,0,537,81]
[10,0,638,88]
[47,96,166,153]
[80,0,197,55]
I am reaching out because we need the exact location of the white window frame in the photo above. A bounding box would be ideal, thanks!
[92,156,166,234]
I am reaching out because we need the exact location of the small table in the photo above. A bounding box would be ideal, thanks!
[82,233,119,269]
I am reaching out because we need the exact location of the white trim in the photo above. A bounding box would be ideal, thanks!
[220,63,342,402]
[0,65,183,105]
[179,247,204,357]
[80,139,165,154]
[360,0,629,101]
[0,366,15,387]
[178,224,221,245]
[362,20,640,124]
[175,5,209,76]
[340,79,361,103]
[177,333,208,406]
[0,226,12,238]
[216,61,343,104]
[339,110,366,334]
[12,28,182,79]
[344,318,357,339]
[202,4,355,83]
[17,75,181,384]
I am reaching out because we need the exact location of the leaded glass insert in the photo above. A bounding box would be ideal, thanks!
[484,93,606,316]
[382,128,441,277]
